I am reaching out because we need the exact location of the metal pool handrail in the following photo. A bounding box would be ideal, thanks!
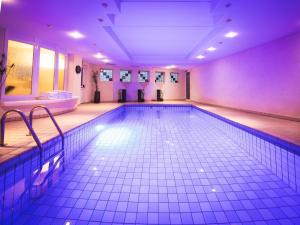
[0,109,44,166]
[29,105,64,149]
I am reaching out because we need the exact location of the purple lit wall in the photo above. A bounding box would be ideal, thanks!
[190,31,300,120]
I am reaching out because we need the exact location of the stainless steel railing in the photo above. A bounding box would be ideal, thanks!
[0,109,44,167]
[28,105,64,150]
[1,106,65,166]
[1,106,65,201]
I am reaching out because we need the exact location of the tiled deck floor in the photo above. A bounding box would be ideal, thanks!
[16,106,300,224]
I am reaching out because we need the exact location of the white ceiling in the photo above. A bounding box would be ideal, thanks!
[0,0,300,68]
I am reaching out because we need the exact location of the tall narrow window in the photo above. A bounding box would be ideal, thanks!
[58,54,65,90]
[6,40,34,95]
[38,48,55,94]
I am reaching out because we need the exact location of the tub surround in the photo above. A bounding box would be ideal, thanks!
[0,96,80,120]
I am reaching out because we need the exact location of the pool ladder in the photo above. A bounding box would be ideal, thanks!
[0,105,65,198]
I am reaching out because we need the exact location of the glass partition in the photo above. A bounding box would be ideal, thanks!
[38,48,55,94]
[58,54,65,90]
[5,40,34,95]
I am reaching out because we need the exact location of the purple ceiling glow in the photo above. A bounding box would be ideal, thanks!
[0,0,300,67]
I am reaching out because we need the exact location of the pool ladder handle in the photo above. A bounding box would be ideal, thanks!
[0,106,65,199]
[0,109,44,168]
[28,105,65,149]
[0,106,65,168]
[28,105,66,197]
[28,105,65,170]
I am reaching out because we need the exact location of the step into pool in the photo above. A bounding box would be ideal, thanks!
[2,105,300,224]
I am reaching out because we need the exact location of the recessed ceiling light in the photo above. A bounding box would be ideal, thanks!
[225,31,238,38]
[2,0,14,4]
[166,65,176,69]
[102,59,110,63]
[207,47,216,52]
[94,53,105,59]
[67,31,85,39]
[196,55,205,59]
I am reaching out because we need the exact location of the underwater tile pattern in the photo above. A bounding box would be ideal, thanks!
[15,106,300,224]
[0,107,124,225]
[191,106,300,193]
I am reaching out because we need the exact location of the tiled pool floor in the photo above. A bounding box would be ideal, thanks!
[16,107,300,225]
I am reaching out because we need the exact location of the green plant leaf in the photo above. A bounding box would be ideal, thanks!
[5,85,15,94]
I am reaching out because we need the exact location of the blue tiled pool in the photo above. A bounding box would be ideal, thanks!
[10,105,300,224]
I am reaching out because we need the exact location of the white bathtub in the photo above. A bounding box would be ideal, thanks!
[0,96,80,120]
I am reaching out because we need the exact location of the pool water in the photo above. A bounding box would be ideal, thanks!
[16,106,300,224]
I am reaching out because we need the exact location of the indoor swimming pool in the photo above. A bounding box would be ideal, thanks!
[10,105,300,224]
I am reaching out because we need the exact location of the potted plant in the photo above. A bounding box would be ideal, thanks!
[92,70,100,103]
[0,53,15,100]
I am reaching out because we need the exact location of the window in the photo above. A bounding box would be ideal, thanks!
[58,54,65,90]
[138,71,149,82]
[38,48,55,94]
[5,40,34,95]
[120,70,131,82]
[100,69,113,81]
[170,72,179,83]
[155,72,164,83]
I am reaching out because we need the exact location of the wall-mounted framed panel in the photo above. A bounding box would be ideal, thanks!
[155,71,165,83]
[138,71,149,83]
[100,69,113,81]
[170,72,179,83]
[120,70,131,82]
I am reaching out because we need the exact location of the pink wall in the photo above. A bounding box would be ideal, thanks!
[81,61,93,103]
[88,64,186,102]
[67,54,82,101]
[190,31,300,120]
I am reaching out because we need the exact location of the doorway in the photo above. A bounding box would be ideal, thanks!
[186,71,190,99]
